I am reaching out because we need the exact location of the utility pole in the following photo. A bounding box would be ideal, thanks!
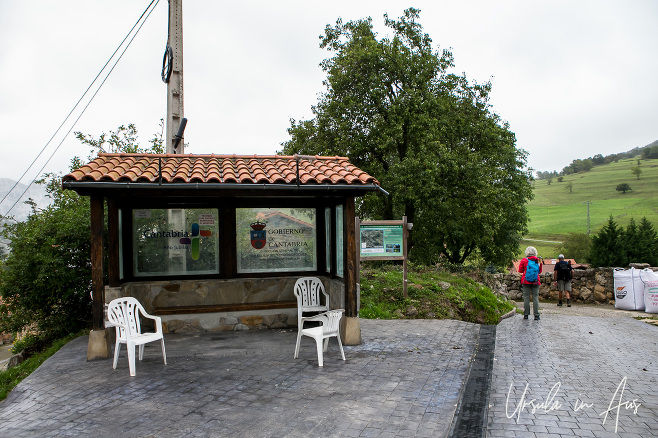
[163,0,186,272]
[583,201,592,235]
[163,0,185,154]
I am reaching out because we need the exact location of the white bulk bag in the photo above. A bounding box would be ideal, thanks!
[640,269,658,314]
[613,268,645,311]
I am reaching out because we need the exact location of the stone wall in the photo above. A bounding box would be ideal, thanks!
[492,265,657,304]
[105,276,344,333]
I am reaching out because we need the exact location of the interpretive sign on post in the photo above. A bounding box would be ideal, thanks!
[356,216,411,297]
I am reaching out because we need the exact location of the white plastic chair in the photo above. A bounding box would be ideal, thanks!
[294,309,346,366]
[107,297,167,377]
[293,277,330,332]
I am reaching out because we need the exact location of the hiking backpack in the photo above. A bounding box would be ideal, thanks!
[524,259,539,283]
[555,261,571,280]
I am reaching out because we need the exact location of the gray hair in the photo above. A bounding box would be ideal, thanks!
[525,246,537,257]
[558,254,565,260]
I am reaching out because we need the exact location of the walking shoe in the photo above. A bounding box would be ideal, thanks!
[523,315,528,320]
[557,300,562,307]
[567,299,571,307]
[534,315,540,320]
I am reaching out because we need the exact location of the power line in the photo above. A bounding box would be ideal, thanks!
[0,0,160,220]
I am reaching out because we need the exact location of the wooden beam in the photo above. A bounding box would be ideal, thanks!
[154,301,297,315]
[344,197,357,317]
[107,199,120,287]
[90,196,105,330]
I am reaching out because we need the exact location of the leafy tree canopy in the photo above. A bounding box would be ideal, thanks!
[0,124,162,341]
[558,232,591,263]
[616,183,632,194]
[281,8,532,267]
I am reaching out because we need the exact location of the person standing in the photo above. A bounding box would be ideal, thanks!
[518,246,543,320]
[553,254,573,307]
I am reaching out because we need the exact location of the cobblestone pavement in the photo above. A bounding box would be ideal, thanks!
[487,302,658,437]
[0,319,480,438]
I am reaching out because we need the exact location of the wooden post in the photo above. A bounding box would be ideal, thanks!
[107,199,120,287]
[343,198,361,345]
[344,198,357,317]
[355,216,361,309]
[403,215,408,298]
[90,196,105,330]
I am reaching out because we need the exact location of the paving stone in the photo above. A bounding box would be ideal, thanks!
[486,312,658,437]
[0,320,480,438]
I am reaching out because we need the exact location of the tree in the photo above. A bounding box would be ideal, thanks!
[282,8,533,267]
[588,216,625,267]
[631,166,642,180]
[557,232,591,263]
[0,124,162,345]
[637,217,658,266]
[75,121,164,157]
[0,168,91,341]
[622,218,641,264]
[642,144,658,160]
[591,154,605,165]
[564,182,573,193]
[616,183,632,194]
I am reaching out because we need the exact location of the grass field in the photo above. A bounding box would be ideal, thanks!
[521,157,658,259]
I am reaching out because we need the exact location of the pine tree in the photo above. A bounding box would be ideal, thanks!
[588,216,625,267]
[637,217,658,266]
[622,218,641,263]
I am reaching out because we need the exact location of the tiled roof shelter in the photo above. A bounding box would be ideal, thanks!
[64,153,379,190]
[64,153,381,359]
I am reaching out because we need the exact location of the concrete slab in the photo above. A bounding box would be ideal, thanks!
[3,302,653,437]
[0,319,480,437]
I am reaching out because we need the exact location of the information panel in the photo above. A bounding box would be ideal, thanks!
[359,224,404,259]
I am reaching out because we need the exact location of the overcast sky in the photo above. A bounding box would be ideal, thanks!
[1,0,657,191]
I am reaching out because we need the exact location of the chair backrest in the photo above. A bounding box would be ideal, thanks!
[322,309,344,335]
[108,297,144,339]
[293,277,329,310]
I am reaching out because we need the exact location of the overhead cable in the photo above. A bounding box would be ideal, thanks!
[0,0,160,220]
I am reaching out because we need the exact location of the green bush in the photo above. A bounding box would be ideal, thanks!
[0,174,92,342]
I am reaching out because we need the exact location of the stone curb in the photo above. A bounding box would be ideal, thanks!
[498,302,518,322]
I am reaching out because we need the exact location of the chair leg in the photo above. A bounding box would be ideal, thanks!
[161,338,167,365]
[294,331,302,359]
[323,337,329,352]
[127,341,137,377]
[315,336,324,367]
[113,340,121,370]
[138,344,145,361]
[336,334,346,361]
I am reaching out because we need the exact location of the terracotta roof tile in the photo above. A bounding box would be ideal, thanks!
[63,153,380,188]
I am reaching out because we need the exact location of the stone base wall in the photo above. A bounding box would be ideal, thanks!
[492,265,657,304]
[105,276,344,333]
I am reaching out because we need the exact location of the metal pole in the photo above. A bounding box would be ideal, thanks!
[583,201,592,235]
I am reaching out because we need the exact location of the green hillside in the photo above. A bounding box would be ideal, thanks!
[521,157,658,258]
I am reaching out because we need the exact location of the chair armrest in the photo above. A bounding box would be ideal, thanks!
[302,313,330,324]
[302,309,344,325]
[138,308,164,334]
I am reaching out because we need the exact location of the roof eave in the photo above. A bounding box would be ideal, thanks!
[62,181,382,196]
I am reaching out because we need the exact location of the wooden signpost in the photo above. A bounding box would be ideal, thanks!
[356,216,411,298]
